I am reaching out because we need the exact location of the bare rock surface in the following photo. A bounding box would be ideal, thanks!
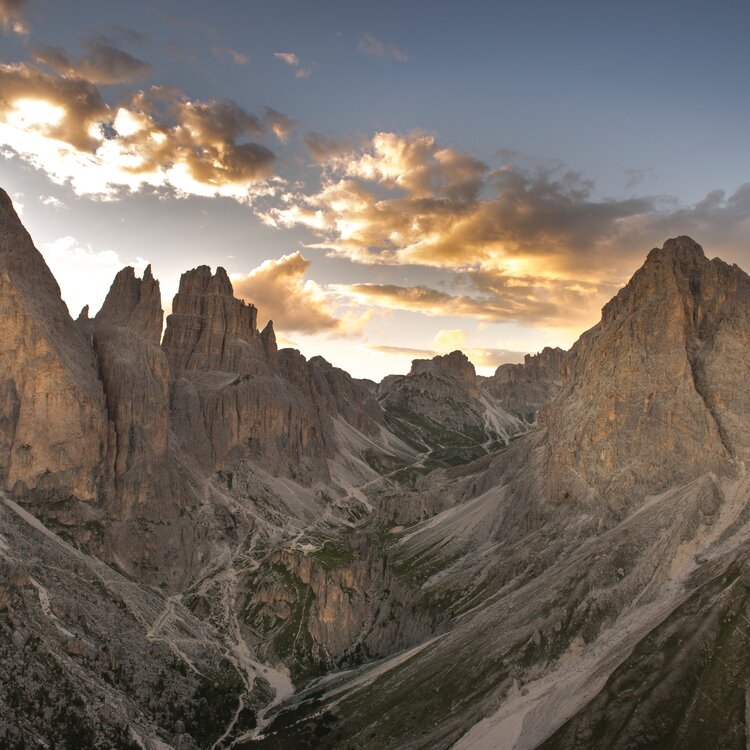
[0,188,108,502]
[485,346,566,421]
[542,237,750,509]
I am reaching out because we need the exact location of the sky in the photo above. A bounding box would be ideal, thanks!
[1,0,749,380]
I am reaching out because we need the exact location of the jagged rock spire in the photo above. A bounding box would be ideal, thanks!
[161,265,268,373]
[95,264,163,345]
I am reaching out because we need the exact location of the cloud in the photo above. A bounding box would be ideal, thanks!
[40,194,65,208]
[273,50,312,78]
[303,132,351,161]
[263,129,750,328]
[212,45,249,65]
[264,132,654,276]
[0,62,284,200]
[331,270,613,328]
[41,235,148,316]
[432,328,467,351]
[231,251,370,336]
[33,40,153,85]
[0,0,29,35]
[357,33,408,62]
[264,107,296,142]
[274,51,299,67]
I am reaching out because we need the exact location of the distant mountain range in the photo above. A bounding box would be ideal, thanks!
[1,186,749,749]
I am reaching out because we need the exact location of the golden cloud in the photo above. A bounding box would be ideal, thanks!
[0,62,284,200]
[330,270,609,328]
[264,132,658,279]
[261,130,750,329]
[231,251,371,336]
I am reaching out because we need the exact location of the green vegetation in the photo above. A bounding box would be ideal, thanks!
[311,539,355,569]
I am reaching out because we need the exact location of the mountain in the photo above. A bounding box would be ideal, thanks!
[2,188,750,749]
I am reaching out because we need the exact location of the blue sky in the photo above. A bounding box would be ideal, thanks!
[1,0,749,378]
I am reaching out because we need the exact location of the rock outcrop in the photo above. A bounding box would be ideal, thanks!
[0,189,108,502]
[378,350,528,461]
[94,265,163,346]
[162,265,267,374]
[485,346,566,421]
[90,267,173,517]
[542,236,750,507]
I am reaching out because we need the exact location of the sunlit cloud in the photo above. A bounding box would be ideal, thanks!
[0,0,29,35]
[261,129,750,329]
[0,62,285,200]
[231,251,371,336]
[432,328,468,351]
[331,270,615,329]
[357,33,408,62]
[264,107,296,142]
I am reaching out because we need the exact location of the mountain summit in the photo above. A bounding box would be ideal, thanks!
[544,236,750,508]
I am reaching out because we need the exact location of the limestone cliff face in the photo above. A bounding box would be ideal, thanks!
[91,267,173,518]
[162,268,332,483]
[408,350,478,386]
[541,236,750,506]
[486,346,566,420]
[0,189,108,501]
[279,350,384,437]
[162,265,266,374]
[94,265,163,346]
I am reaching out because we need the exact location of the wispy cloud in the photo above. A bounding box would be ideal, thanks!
[264,107,296,142]
[273,50,312,78]
[212,45,249,65]
[33,39,153,85]
[0,0,29,36]
[357,33,408,62]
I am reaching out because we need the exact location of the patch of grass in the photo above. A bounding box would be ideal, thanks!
[311,539,354,570]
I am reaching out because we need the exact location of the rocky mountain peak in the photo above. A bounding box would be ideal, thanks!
[0,189,108,502]
[161,265,266,373]
[542,235,750,507]
[94,265,163,346]
[409,350,476,383]
[260,319,277,359]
